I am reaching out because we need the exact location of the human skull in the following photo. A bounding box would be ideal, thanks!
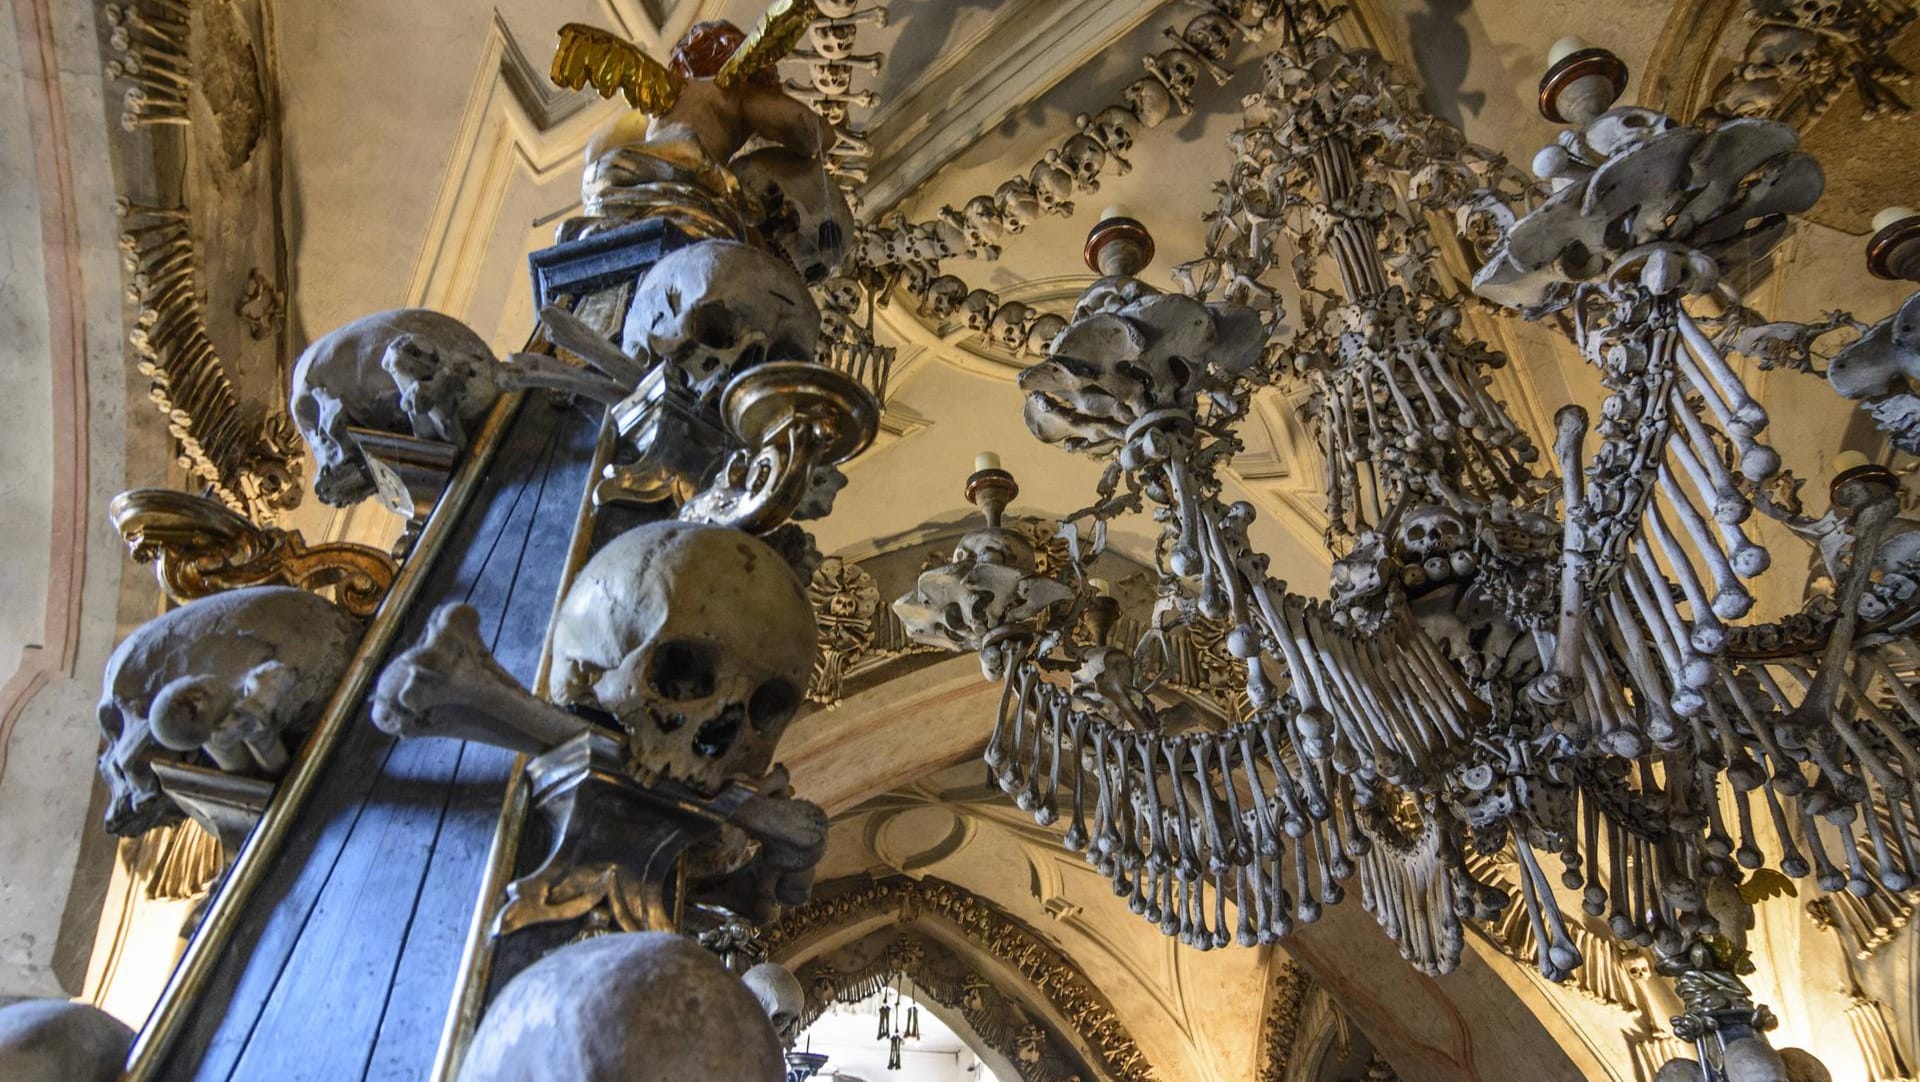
[813,96,851,125]
[742,962,806,1047]
[1030,156,1076,214]
[962,195,1004,255]
[808,20,859,59]
[880,226,918,266]
[290,309,501,506]
[894,260,933,298]
[963,289,1000,333]
[1180,12,1236,60]
[550,522,817,794]
[1026,312,1069,356]
[1083,106,1139,170]
[930,208,969,259]
[1743,25,1823,79]
[1122,76,1174,127]
[732,148,854,285]
[1147,49,1203,107]
[623,240,820,405]
[1754,0,1850,26]
[921,276,970,321]
[97,586,362,835]
[989,301,1035,352]
[0,999,134,1082]
[807,62,854,96]
[995,177,1041,233]
[820,276,863,317]
[1329,534,1392,609]
[1397,503,1468,559]
[1059,134,1108,193]
[459,932,784,1082]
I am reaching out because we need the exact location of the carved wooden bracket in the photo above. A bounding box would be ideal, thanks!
[110,487,396,617]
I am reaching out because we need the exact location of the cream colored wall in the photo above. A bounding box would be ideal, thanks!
[0,0,156,1001]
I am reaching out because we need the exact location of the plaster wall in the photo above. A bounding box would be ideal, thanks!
[0,0,146,999]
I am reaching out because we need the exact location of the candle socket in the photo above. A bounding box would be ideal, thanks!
[1832,462,1899,516]
[1866,211,1920,281]
[1081,594,1121,645]
[1084,215,1155,277]
[1538,47,1628,125]
[966,467,1020,528]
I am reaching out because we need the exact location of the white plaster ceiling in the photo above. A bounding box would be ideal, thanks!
[2,0,1912,1063]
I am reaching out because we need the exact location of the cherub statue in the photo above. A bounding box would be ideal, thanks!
[551,2,833,239]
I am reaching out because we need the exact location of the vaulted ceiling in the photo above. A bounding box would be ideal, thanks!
[3,0,1918,1078]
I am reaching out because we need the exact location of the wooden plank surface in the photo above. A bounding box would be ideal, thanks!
[162,397,601,1082]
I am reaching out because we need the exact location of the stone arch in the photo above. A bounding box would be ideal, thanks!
[766,875,1154,1082]
[784,513,1626,1081]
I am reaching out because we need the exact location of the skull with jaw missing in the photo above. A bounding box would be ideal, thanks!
[550,521,817,793]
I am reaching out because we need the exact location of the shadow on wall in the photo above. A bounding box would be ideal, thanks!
[1407,0,1485,127]
[874,0,1003,108]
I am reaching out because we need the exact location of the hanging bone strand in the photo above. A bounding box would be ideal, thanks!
[893,8,1919,1035]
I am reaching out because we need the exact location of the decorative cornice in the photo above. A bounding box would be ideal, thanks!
[793,928,1097,1082]
[102,0,304,521]
[767,875,1157,1081]
[857,0,1165,213]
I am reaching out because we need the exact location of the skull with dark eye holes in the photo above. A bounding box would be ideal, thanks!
[549,521,818,794]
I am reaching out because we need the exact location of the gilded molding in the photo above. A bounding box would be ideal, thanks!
[111,488,396,617]
[792,929,1101,1082]
[766,876,1156,1081]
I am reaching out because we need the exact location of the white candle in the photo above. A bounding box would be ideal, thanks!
[1834,450,1871,473]
[1874,206,1918,232]
[1548,36,1590,66]
[1099,204,1135,223]
[1088,577,1112,598]
[975,451,1002,472]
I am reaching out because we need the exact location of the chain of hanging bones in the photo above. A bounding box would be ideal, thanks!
[818,0,1920,984]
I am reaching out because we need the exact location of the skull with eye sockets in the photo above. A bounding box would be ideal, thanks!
[550,522,817,794]
[623,239,820,406]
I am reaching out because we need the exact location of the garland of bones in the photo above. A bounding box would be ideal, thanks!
[808,0,1920,1002]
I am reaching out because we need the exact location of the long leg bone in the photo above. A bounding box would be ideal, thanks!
[371,603,593,754]
[1535,405,1590,705]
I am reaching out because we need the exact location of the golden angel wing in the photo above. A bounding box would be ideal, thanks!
[713,0,818,90]
[551,23,682,113]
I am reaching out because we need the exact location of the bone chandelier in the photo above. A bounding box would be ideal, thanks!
[31,0,1920,1080]
[883,6,1920,1081]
